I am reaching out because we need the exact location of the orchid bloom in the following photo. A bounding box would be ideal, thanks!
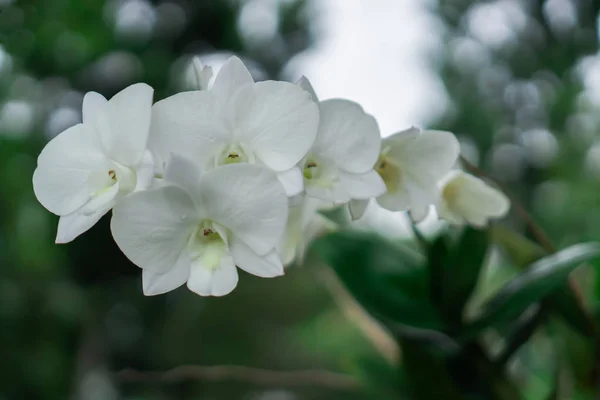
[436,170,510,227]
[349,127,460,221]
[111,155,288,296]
[149,56,319,197]
[296,77,386,206]
[32,83,154,243]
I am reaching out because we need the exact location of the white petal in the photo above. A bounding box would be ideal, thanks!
[198,164,288,255]
[33,123,109,216]
[192,57,213,90]
[393,130,460,180]
[305,184,334,203]
[82,91,109,129]
[409,205,431,223]
[101,83,154,165]
[405,175,440,208]
[436,201,464,225]
[281,245,297,267]
[446,173,510,226]
[338,169,387,200]
[55,183,119,243]
[211,56,254,101]
[110,186,197,274]
[231,81,319,171]
[164,154,203,199]
[296,76,319,102]
[376,188,411,212]
[383,127,420,147]
[142,250,190,296]
[331,182,351,205]
[149,91,228,168]
[348,199,369,221]
[187,255,238,297]
[277,167,304,197]
[231,236,283,278]
[287,192,305,207]
[135,150,156,191]
[314,99,381,173]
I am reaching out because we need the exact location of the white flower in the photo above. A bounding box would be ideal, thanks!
[149,56,319,197]
[111,155,288,297]
[32,83,154,243]
[350,127,460,221]
[277,197,334,266]
[192,57,213,90]
[436,170,510,227]
[297,77,386,205]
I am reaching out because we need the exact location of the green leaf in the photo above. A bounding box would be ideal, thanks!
[466,243,600,334]
[492,228,596,339]
[491,225,546,268]
[428,227,489,329]
[311,231,444,331]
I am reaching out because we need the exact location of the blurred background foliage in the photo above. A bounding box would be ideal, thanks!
[2,0,600,399]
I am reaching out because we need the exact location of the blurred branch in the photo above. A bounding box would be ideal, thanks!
[115,365,360,391]
[319,268,399,365]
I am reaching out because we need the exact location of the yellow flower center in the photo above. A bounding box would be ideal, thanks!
[216,143,252,166]
[375,154,401,193]
[191,221,228,271]
[442,178,462,205]
[303,158,320,180]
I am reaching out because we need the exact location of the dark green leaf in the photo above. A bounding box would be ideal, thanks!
[428,227,489,329]
[466,243,600,334]
[495,307,545,365]
[545,287,596,339]
[400,339,465,400]
[428,235,450,311]
[311,231,444,331]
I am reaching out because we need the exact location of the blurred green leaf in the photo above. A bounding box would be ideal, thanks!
[312,230,444,331]
[545,287,596,339]
[491,225,546,268]
[466,243,600,335]
[429,227,489,331]
[493,227,597,339]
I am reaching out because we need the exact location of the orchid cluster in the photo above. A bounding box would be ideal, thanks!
[32,56,510,297]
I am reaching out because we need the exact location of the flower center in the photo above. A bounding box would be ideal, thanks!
[88,163,137,198]
[190,221,228,271]
[375,154,401,193]
[216,143,253,167]
[442,177,462,205]
[303,158,321,180]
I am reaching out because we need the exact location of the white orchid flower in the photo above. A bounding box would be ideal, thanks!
[32,83,154,243]
[192,57,213,90]
[111,155,288,297]
[349,127,460,221]
[296,77,386,205]
[435,170,510,228]
[149,56,319,197]
[278,197,335,266]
